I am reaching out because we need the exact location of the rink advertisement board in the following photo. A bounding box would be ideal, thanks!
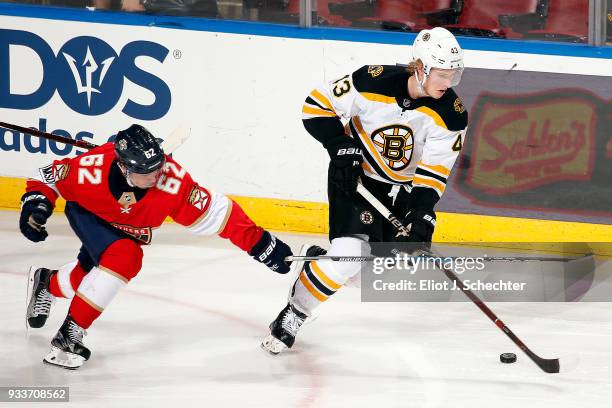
[0,22,186,176]
[449,68,612,225]
[0,11,610,228]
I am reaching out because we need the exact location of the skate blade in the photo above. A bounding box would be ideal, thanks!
[43,346,85,370]
[261,334,287,355]
[25,266,38,331]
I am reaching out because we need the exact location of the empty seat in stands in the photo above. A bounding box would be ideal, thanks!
[286,0,355,26]
[248,0,352,26]
[350,0,457,32]
[446,0,543,38]
[524,0,589,42]
[351,0,420,30]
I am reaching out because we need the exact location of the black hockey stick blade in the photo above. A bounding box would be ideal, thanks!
[527,351,560,373]
[538,357,560,374]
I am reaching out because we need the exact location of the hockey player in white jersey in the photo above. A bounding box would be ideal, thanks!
[262,27,468,354]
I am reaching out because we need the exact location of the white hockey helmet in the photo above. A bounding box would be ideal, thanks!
[412,27,464,87]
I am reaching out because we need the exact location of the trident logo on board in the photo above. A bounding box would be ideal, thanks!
[63,46,115,108]
[0,29,172,120]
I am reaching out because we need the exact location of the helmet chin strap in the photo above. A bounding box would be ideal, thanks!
[415,70,430,97]
[117,162,136,188]
[125,172,136,188]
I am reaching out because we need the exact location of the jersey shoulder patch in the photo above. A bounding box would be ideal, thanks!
[187,185,210,211]
[421,88,468,131]
[351,65,410,97]
[39,162,70,184]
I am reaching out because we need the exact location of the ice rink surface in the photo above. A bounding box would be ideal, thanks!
[1,210,611,408]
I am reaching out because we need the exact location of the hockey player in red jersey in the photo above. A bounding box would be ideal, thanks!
[262,27,468,354]
[21,124,293,369]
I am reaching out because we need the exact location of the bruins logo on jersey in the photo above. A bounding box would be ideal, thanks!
[367,65,384,78]
[360,211,374,225]
[371,124,414,170]
[454,97,465,113]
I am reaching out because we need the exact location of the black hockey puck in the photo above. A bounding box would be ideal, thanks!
[500,353,517,363]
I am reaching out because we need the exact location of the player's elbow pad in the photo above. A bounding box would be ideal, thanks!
[302,117,346,147]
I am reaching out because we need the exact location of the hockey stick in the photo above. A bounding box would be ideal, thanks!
[355,182,561,374]
[286,255,584,263]
[287,255,376,262]
[0,121,191,154]
[159,125,191,154]
[0,121,97,149]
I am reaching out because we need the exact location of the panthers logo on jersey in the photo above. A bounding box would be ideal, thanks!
[188,186,210,211]
[371,124,414,171]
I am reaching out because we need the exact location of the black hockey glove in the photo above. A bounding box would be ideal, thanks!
[249,231,293,274]
[395,209,436,251]
[19,192,53,242]
[325,136,364,196]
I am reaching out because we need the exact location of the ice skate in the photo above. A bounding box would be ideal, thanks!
[26,267,56,329]
[43,315,91,370]
[261,303,308,355]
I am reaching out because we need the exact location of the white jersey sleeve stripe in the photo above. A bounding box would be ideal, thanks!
[417,162,451,177]
[30,168,60,195]
[412,176,445,196]
[216,199,233,235]
[187,192,231,236]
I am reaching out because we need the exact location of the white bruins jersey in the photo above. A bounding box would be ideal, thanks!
[302,65,468,199]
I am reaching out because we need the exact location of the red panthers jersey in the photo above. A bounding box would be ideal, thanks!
[26,143,263,251]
